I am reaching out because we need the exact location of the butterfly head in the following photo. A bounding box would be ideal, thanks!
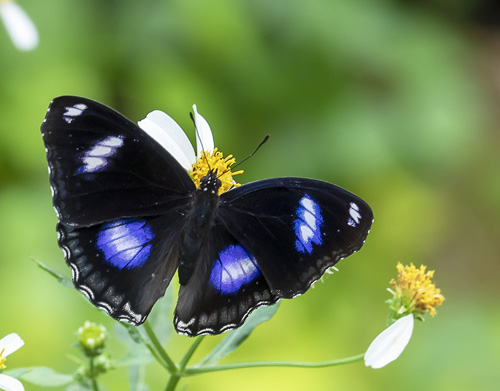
[189,149,243,195]
[198,169,222,195]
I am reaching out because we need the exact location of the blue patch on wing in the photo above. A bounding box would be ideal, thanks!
[96,219,154,269]
[210,244,260,294]
[294,194,324,254]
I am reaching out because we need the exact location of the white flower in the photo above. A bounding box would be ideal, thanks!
[0,333,24,391]
[0,375,24,391]
[364,314,414,369]
[0,1,38,51]
[138,104,214,171]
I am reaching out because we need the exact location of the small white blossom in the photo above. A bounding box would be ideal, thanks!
[0,1,38,51]
[138,105,214,170]
[0,333,24,391]
[192,104,214,158]
[0,374,24,391]
[364,314,414,369]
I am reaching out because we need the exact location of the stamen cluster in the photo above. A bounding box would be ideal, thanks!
[387,263,445,322]
[0,348,6,369]
[190,148,243,195]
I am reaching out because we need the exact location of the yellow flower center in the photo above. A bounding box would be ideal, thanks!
[0,347,6,369]
[189,148,244,195]
[390,263,445,318]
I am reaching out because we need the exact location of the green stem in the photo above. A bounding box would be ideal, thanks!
[144,341,169,370]
[179,336,205,369]
[163,335,205,391]
[143,320,178,374]
[89,357,100,391]
[164,373,181,391]
[184,353,365,376]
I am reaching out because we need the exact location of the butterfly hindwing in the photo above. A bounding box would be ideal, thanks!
[174,222,277,336]
[218,177,373,297]
[57,211,186,324]
[41,96,195,227]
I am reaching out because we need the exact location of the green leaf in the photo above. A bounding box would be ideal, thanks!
[65,383,92,391]
[114,348,154,367]
[198,303,280,367]
[32,258,73,288]
[6,366,74,387]
[115,322,140,346]
[147,284,175,346]
[115,323,154,367]
[2,367,30,378]
[129,365,149,391]
[120,322,144,344]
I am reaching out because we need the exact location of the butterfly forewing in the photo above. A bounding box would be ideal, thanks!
[219,178,373,297]
[41,96,195,227]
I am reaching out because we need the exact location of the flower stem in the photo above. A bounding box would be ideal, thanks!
[163,335,205,391]
[184,353,365,376]
[143,320,178,374]
[179,336,205,369]
[164,373,181,391]
[89,357,100,391]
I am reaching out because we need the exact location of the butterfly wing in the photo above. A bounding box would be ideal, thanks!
[174,222,276,336]
[41,96,195,227]
[41,96,195,323]
[57,214,185,324]
[174,177,372,336]
[220,177,373,296]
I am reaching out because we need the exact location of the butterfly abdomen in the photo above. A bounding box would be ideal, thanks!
[178,171,221,285]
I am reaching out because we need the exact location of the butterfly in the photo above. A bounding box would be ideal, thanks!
[41,96,373,336]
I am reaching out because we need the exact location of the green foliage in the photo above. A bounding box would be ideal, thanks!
[5,367,73,387]
[1,0,499,390]
[198,304,280,367]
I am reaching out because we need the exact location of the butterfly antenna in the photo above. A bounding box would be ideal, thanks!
[231,134,270,171]
[217,134,270,180]
[190,111,212,171]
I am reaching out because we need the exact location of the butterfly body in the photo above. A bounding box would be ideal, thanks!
[178,170,220,285]
[41,96,373,336]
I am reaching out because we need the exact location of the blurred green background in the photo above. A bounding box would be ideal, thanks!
[1,0,499,390]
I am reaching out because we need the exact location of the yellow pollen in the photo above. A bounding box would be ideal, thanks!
[189,148,243,195]
[390,263,445,317]
[0,347,6,369]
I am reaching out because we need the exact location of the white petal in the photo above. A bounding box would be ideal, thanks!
[0,334,24,357]
[364,314,414,369]
[0,374,24,391]
[138,110,196,171]
[192,105,214,157]
[0,2,38,51]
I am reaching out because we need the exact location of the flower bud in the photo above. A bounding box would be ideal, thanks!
[78,321,107,357]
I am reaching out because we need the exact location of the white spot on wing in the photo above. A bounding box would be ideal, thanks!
[79,136,124,173]
[348,202,361,227]
[63,103,87,124]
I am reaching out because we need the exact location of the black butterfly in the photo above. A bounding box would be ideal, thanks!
[41,96,373,336]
